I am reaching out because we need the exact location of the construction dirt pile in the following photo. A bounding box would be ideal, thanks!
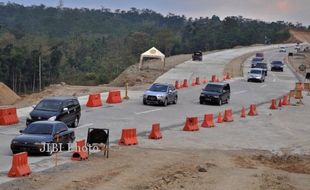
[288,30,310,43]
[0,82,20,106]
[108,54,192,87]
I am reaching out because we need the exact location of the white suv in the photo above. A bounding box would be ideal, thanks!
[247,68,265,83]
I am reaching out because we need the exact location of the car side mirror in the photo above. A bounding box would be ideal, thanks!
[63,107,68,112]
[19,130,23,133]
[168,90,172,93]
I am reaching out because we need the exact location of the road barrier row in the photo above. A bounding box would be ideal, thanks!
[0,106,19,125]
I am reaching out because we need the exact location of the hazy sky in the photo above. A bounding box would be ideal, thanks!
[3,0,310,26]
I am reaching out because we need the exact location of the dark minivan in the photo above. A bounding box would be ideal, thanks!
[199,82,230,105]
[26,96,81,128]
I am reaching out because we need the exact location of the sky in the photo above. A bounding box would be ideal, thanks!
[2,0,310,26]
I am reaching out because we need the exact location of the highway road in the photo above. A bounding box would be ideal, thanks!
[0,45,298,183]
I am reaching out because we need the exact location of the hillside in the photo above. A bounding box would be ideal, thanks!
[289,30,310,43]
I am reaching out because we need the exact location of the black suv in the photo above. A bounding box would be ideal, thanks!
[199,82,230,105]
[26,96,81,128]
[192,51,203,61]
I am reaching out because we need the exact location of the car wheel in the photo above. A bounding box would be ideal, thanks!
[72,117,79,128]
[199,100,204,104]
[173,96,178,104]
[143,99,147,105]
[163,98,168,107]
[247,79,250,82]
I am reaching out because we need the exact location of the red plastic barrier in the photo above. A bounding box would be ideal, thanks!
[106,90,122,104]
[248,104,258,116]
[71,139,88,161]
[223,109,234,122]
[86,93,103,107]
[0,106,19,125]
[175,80,180,89]
[282,95,289,106]
[211,75,216,82]
[182,79,188,88]
[241,106,246,118]
[217,112,223,123]
[149,123,162,139]
[119,128,138,145]
[201,114,215,128]
[195,77,200,85]
[270,99,277,110]
[8,152,31,177]
[183,117,199,131]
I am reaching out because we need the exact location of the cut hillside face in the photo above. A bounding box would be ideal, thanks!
[288,30,310,43]
[0,82,20,105]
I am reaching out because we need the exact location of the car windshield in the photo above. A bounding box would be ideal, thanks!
[23,123,54,135]
[204,84,223,93]
[271,61,283,65]
[149,84,168,92]
[256,64,267,68]
[250,70,262,74]
[252,58,261,62]
[35,100,62,111]
[256,53,263,57]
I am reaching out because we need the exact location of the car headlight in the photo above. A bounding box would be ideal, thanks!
[200,94,205,96]
[157,95,165,99]
[48,116,56,121]
[11,140,18,144]
[213,96,219,98]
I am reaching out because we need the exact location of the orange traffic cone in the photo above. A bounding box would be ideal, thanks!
[241,106,246,118]
[217,112,223,123]
[248,104,258,116]
[282,96,289,106]
[278,99,282,107]
[201,114,215,128]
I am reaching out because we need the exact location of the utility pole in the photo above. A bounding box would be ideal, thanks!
[39,54,42,92]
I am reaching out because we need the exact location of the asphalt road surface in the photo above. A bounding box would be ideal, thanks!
[0,45,297,183]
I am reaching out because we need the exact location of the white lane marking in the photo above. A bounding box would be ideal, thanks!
[260,84,267,88]
[78,123,94,129]
[135,108,162,115]
[232,90,248,95]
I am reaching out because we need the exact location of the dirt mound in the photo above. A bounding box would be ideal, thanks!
[288,30,310,43]
[0,82,20,105]
[108,54,192,87]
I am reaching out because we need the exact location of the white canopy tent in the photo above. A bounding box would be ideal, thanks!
[139,47,165,71]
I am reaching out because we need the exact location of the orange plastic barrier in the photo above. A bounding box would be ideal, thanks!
[106,90,122,104]
[72,139,88,161]
[217,112,223,123]
[248,104,258,116]
[215,77,220,82]
[195,77,200,85]
[182,79,188,88]
[183,117,199,131]
[191,79,196,86]
[203,78,207,84]
[8,152,31,177]
[175,80,180,89]
[223,109,233,122]
[211,75,216,82]
[86,93,103,107]
[295,82,303,91]
[282,95,289,106]
[226,72,231,80]
[119,128,138,145]
[0,106,19,125]
[270,99,277,110]
[149,123,162,139]
[241,106,246,118]
[304,83,310,91]
[201,114,215,128]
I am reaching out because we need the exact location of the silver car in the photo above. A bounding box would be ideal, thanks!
[247,68,265,82]
[143,83,178,106]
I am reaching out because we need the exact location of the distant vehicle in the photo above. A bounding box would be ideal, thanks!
[295,43,301,51]
[143,83,178,106]
[11,121,75,155]
[26,96,81,128]
[199,82,230,105]
[192,51,203,61]
[279,46,286,52]
[254,63,268,76]
[270,61,284,72]
[247,68,265,82]
[255,52,264,59]
[251,57,263,68]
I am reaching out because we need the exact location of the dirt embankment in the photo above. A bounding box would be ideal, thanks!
[0,82,20,106]
[224,52,256,77]
[288,30,310,43]
[1,148,309,190]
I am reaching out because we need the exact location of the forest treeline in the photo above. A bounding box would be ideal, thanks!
[0,3,308,93]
